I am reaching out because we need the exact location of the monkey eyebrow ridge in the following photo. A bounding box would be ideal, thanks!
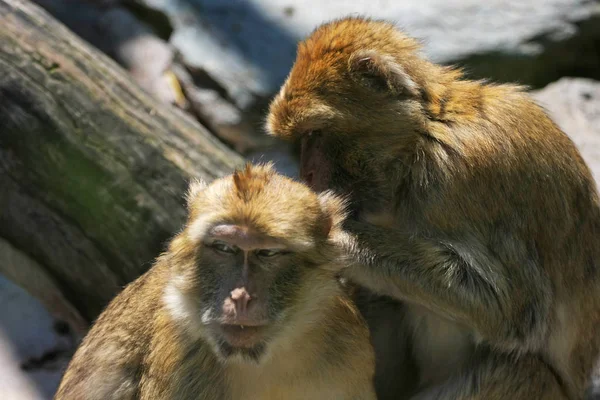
[207,224,285,251]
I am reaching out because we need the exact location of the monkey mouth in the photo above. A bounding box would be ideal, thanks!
[219,323,268,349]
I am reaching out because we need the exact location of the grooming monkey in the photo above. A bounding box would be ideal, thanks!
[55,163,376,400]
[267,17,600,400]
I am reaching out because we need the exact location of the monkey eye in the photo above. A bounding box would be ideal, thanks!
[209,241,238,255]
[307,129,322,138]
[256,249,286,258]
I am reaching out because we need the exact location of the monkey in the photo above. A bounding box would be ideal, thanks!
[54,163,377,400]
[266,17,600,400]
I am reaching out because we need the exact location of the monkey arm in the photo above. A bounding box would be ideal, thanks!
[339,220,551,349]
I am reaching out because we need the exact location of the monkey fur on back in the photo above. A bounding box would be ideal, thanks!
[55,163,376,400]
[267,17,600,400]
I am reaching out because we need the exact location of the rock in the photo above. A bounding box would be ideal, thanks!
[172,63,274,153]
[532,78,600,184]
[0,238,88,340]
[0,273,76,400]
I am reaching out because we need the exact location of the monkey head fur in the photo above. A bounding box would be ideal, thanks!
[165,163,349,363]
[267,18,430,205]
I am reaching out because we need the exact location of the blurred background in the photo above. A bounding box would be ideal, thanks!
[0,0,599,398]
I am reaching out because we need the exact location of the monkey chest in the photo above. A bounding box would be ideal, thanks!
[227,370,354,400]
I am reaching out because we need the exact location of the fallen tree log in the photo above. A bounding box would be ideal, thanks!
[0,0,243,333]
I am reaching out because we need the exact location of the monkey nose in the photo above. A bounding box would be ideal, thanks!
[230,287,252,315]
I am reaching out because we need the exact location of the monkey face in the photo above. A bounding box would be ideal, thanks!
[299,131,385,217]
[193,226,299,357]
[184,223,340,364]
[169,164,347,364]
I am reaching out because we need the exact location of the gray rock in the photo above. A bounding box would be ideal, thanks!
[172,63,275,153]
[532,78,600,184]
[0,273,75,399]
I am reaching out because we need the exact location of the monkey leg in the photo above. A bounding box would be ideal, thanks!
[410,350,569,400]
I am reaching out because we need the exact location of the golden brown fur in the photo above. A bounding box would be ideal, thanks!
[267,17,600,400]
[55,163,376,400]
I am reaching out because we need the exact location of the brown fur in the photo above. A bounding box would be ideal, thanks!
[267,17,600,400]
[55,163,376,400]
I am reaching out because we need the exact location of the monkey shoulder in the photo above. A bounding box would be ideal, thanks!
[56,265,166,399]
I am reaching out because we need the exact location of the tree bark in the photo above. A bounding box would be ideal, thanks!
[0,0,244,331]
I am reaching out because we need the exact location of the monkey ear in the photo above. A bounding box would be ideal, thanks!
[317,191,348,237]
[185,178,207,209]
[348,50,418,96]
